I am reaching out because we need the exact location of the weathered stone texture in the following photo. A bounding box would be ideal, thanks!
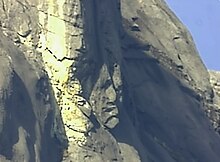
[0,0,220,162]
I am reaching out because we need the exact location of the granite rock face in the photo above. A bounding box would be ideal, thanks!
[0,31,66,162]
[0,0,220,162]
[208,71,220,133]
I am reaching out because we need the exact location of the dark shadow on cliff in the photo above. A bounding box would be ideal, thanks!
[72,1,220,162]
[74,0,104,100]
[110,28,220,162]
[40,109,64,162]
[0,31,65,161]
[0,71,36,161]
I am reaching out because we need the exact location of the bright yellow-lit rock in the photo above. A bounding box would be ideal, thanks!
[36,0,88,146]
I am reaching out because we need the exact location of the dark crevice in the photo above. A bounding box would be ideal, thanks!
[1,0,6,12]
[45,47,75,62]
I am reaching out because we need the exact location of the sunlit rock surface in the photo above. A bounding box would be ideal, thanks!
[208,70,220,132]
[37,0,91,147]
[210,71,220,102]
[0,0,220,162]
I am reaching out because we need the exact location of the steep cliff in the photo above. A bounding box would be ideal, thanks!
[208,70,220,132]
[0,0,220,162]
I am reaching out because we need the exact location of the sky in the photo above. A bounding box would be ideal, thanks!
[164,0,220,70]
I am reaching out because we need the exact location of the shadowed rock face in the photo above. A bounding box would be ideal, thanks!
[0,0,220,162]
[0,32,66,162]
